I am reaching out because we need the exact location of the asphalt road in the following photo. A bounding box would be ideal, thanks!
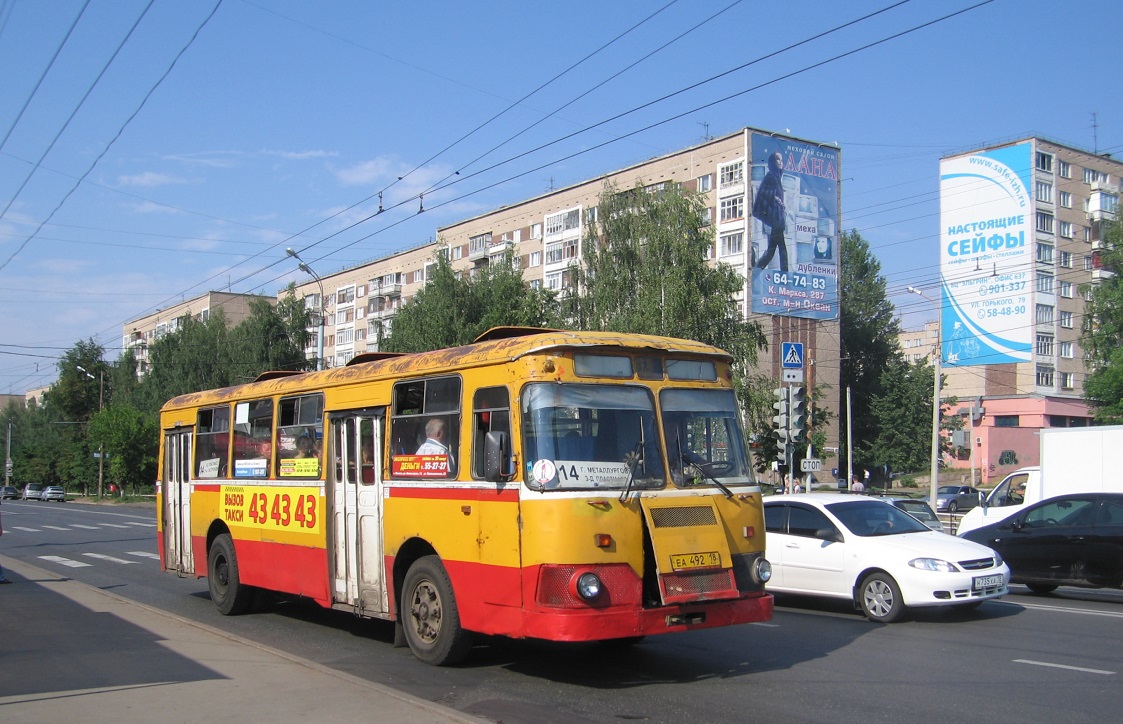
[3,499,1121,723]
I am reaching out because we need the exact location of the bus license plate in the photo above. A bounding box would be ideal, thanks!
[973,574,1003,590]
[670,551,721,571]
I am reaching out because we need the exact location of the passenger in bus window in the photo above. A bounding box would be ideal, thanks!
[295,434,316,458]
[416,418,452,458]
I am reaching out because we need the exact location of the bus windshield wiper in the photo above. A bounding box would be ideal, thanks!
[619,420,646,502]
[678,438,733,498]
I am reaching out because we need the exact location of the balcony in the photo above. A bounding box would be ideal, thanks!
[370,282,401,298]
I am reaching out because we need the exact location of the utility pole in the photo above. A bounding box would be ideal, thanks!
[77,365,105,498]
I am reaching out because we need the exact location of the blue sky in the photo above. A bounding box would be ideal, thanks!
[1,0,1119,394]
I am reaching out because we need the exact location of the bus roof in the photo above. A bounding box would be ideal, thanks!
[160,328,732,412]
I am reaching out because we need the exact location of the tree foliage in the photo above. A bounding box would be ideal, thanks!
[1081,218,1123,422]
[866,359,959,474]
[386,250,561,353]
[839,230,903,472]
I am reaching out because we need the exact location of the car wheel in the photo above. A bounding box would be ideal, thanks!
[1026,583,1058,594]
[859,572,906,623]
[948,500,958,513]
[208,534,254,615]
[401,555,472,666]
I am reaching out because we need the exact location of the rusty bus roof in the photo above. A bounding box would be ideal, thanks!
[161,327,732,412]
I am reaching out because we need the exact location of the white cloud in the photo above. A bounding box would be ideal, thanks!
[262,149,338,160]
[116,171,188,188]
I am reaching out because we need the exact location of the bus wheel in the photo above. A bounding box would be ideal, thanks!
[208,534,253,615]
[402,556,472,666]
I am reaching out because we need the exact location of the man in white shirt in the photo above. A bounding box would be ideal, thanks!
[416,418,454,471]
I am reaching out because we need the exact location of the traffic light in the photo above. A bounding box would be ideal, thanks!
[789,386,807,442]
[772,387,790,460]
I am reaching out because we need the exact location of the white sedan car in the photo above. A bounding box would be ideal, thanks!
[764,494,1009,622]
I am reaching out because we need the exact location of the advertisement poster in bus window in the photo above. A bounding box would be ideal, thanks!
[939,143,1033,366]
[749,132,839,319]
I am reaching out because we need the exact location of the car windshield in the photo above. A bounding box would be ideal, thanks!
[826,500,930,536]
[937,486,960,495]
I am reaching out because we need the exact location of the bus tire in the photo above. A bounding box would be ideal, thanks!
[401,556,472,666]
[208,534,253,616]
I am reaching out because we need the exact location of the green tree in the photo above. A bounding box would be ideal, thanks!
[88,404,158,493]
[387,249,560,353]
[1081,218,1123,422]
[839,230,902,473]
[226,289,312,377]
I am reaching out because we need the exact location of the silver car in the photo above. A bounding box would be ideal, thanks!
[22,483,44,500]
[41,486,66,502]
[883,497,944,533]
[935,485,982,514]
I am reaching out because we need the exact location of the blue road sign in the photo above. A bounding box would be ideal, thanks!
[781,342,804,369]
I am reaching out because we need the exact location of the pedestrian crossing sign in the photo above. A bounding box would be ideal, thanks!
[782,342,804,369]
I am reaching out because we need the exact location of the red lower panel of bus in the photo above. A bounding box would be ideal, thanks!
[194,535,331,607]
[441,559,772,642]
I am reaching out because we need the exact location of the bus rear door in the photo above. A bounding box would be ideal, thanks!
[329,411,388,616]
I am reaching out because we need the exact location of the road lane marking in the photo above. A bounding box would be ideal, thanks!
[124,522,156,527]
[998,600,1123,619]
[82,553,138,565]
[38,555,92,568]
[11,526,41,532]
[1014,659,1115,676]
[70,524,101,529]
[127,551,160,560]
[42,525,70,531]
[100,523,131,528]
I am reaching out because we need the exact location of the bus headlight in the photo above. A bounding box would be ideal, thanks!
[576,572,603,600]
[753,558,772,584]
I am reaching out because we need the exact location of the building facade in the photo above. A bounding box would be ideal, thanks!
[289,128,844,454]
[122,291,276,376]
[935,137,1118,482]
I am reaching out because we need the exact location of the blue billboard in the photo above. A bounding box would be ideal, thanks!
[749,133,840,320]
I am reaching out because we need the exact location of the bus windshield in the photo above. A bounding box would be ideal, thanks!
[660,388,755,488]
[522,383,661,491]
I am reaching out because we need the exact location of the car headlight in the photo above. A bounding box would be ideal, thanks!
[909,557,957,573]
[991,551,1003,567]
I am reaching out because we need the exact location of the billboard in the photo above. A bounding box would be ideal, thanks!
[749,133,840,320]
[939,143,1033,366]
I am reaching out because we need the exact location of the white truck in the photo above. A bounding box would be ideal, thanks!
[956,424,1123,536]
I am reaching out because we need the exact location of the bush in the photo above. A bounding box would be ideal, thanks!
[899,475,917,488]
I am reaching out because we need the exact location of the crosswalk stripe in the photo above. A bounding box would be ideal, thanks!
[43,525,69,530]
[70,524,101,530]
[100,523,131,529]
[125,522,156,527]
[39,555,92,568]
[12,526,41,532]
[127,551,161,560]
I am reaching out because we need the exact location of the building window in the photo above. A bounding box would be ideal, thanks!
[1060,371,1074,389]
[719,161,744,188]
[1036,243,1053,263]
[697,174,712,192]
[1083,167,1108,184]
[531,223,542,239]
[719,196,744,222]
[1036,212,1054,233]
[1060,341,1074,358]
[1085,255,1094,271]
[1060,311,1073,328]
[1035,304,1053,325]
[1036,334,1054,356]
[545,242,563,265]
[1036,365,1054,387]
[530,278,542,290]
[1083,225,1092,242]
[545,272,561,291]
[1035,152,1053,172]
[1059,221,1073,238]
[1058,160,1071,178]
[1036,274,1054,294]
[1060,281,1073,298]
[1036,181,1053,203]
[720,232,743,256]
[529,251,542,267]
[585,206,597,225]
[1059,250,1072,268]
[1059,190,1072,208]
[994,415,1020,428]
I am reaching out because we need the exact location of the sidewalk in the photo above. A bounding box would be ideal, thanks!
[0,556,484,724]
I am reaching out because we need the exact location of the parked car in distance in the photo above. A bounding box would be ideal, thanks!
[41,486,66,502]
[764,494,1008,622]
[880,497,944,533]
[959,493,1123,594]
[1,485,20,499]
[22,483,44,500]
[936,485,982,514]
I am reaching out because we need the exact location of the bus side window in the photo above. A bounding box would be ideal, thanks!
[232,399,273,479]
[195,405,230,478]
[472,386,511,480]
[391,376,462,479]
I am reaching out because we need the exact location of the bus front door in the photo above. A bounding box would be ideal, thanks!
[329,412,387,616]
[162,429,193,576]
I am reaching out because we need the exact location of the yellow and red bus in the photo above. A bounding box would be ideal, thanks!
[157,328,772,664]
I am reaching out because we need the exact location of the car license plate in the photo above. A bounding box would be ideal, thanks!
[670,551,721,571]
[973,574,1004,590]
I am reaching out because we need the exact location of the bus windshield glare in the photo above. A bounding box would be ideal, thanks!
[660,388,754,488]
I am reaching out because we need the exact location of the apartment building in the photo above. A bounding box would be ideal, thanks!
[122,291,276,376]
[936,137,1118,482]
[288,128,844,449]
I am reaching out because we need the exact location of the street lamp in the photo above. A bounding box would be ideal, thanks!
[76,364,105,498]
[907,286,941,512]
[286,248,326,371]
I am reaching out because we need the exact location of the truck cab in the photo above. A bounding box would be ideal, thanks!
[956,467,1040,536]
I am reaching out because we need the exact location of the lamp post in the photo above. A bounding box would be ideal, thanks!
[286,248,326,371]
[907,286,941,512]
[76,364,105,498]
